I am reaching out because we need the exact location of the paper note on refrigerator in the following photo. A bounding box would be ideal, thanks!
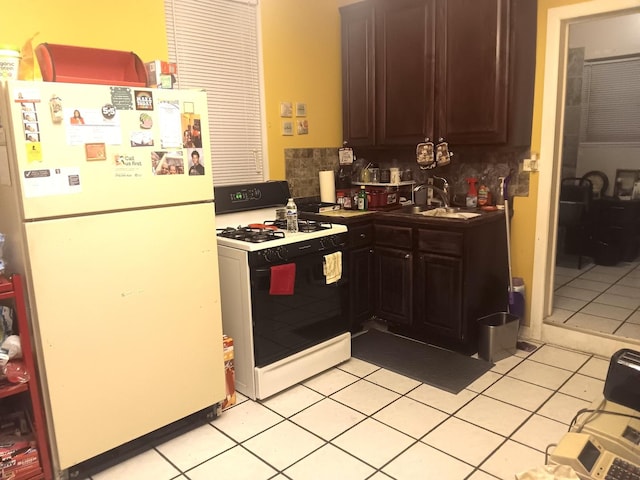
[158,100,182,148]
[65,109,121,146]
[22,167,81,197]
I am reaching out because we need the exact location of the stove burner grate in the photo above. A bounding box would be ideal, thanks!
[217,226,285,243]
[263,219,333,233]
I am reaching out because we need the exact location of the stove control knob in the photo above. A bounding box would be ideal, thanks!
[264,247,286,263]
[262,248,275,262]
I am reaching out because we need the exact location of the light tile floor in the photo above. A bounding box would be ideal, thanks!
[88,341,612,480]
[550,257,640,341]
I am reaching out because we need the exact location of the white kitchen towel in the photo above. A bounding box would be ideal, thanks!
[323,251,342,284]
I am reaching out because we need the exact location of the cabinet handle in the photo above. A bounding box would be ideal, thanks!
[360,233,366,238]
[404,254,410,259]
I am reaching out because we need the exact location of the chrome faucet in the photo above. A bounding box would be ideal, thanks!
[431,175,450,203]
[413,183,450,207]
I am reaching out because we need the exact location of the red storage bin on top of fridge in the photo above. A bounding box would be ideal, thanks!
[35,43,147,86]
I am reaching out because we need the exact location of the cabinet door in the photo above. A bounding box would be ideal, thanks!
[350,245,374,329]
[375,0,436,146]
[415,252,463,340]
[436,0,509,144]
[374,246,413,325]
[341,2,376,146]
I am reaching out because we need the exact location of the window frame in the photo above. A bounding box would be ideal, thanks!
[580,55,640,145]
[164,0,269,186]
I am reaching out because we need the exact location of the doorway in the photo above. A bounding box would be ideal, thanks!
[530,0,640,358]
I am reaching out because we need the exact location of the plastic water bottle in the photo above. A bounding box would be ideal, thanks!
[285,198,298,233]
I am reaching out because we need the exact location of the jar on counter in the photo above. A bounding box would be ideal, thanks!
[343,193,352,209]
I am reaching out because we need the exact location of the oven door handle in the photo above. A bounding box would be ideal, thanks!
[253,267,346,286]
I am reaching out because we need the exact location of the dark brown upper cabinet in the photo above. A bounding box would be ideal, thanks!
[340,0,536,148]
[341,1,376,146]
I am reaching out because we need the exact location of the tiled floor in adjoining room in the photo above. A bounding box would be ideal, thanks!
[550,257,640,341]
[89,342,611,480]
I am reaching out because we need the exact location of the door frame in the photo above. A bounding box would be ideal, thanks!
[529,0,640,356]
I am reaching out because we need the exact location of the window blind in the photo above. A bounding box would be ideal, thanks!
[164,0,266,185]
[580,56,640,143]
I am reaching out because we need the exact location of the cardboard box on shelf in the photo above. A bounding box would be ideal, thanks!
[145,60,177,88]
[222,335,236,410]
[1,446,40,479]
[0,436,36,461]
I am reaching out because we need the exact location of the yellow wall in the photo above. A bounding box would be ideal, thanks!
[260,0,345,181]
[0,1,167,63]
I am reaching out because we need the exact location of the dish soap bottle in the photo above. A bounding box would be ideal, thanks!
[466,178,478,208]
[477,177,490,207]
[496,177,506,210]
[357,185,368,211]
[285,198,298,233]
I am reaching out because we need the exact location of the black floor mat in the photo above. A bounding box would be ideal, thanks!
[351,329,493,394]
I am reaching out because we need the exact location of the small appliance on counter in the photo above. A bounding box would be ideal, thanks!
[296,201,341,213]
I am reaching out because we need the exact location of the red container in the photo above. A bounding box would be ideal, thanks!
[35,43,147,86]
[367,186,399,209]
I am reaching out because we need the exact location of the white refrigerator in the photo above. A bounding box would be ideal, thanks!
[0,80,225,473]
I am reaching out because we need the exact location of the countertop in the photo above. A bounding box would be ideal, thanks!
[301,206,505,228]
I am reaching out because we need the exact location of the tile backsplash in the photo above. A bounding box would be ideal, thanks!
[285,148,340,199]
[284,146,531,204]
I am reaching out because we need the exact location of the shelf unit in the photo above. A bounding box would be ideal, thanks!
[0,274,52,480]
[352,181,416,205]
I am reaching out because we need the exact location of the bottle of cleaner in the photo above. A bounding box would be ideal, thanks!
[357,185,368,211]
[496,177,506,210]
[285,198,298,233]
[466,178,478,208]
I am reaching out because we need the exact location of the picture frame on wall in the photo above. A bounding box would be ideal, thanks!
[613,169,640,199]
[295,102,307,117]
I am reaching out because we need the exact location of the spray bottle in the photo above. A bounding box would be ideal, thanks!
[466,178,478,208]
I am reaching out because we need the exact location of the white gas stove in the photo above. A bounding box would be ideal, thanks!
[213,182,351,400]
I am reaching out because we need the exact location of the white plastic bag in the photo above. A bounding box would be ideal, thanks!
[516,465,580,480]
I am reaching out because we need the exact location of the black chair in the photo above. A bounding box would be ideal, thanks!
[558,177,594,269]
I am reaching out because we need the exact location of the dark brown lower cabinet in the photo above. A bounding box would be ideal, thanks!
[374,213,509,354]
[348,233,375,331]
[374,246,413,326]
[414,252,463,340]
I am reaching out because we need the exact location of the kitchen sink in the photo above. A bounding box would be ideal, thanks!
[396,204,435,214]
[419,208,482,219]
[392,205,482,219]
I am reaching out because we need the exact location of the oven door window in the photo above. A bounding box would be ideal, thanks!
[250,250,349,367]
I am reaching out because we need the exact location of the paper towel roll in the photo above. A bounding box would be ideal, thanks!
[319,170,336,203]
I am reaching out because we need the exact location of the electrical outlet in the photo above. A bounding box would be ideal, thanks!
[523,154,539,172]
